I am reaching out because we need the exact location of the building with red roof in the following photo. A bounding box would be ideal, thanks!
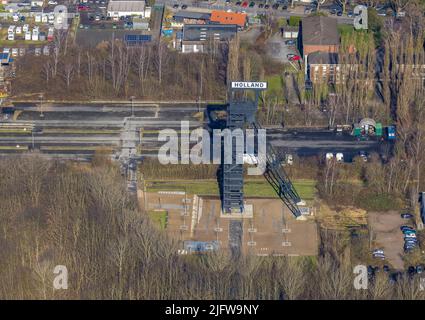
[210,10,247,29]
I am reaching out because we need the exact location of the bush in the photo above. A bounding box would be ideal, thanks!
[355,191,403,211]
[288,16,301,27]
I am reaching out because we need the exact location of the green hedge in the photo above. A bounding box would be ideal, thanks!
[288,16,302,27]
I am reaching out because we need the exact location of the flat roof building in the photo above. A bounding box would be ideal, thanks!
[181,24,238,53]
[107,0,147,18]
[173,11,211,22]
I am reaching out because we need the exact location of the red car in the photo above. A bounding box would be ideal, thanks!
[242,1,248,7]
[288,54,301,61]
[77,5,88,11]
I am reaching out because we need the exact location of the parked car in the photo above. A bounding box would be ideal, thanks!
[347,10,353,17]
[337,11,343,16]
[408,266,416,274]
[404,233,417,239]
[367,265,375,276]
[242,1,248,7]
[264,4,270,9]
[402,229,416,235]
[400,225,414,231]
[235,1,241,5]
[285,39,296,45]
[373,253,385,260]
[401,213,414,219]
[172,4,179,8]
[404,244,416,251]
[416,265,424,274]
[289,55,301,61]
[34,47,41,56]
[383,265,390,272]
[181,4,187,9]
[405,239,418,245]
[48,0,58,4]
[258,3,264,8]
[373,249,384,255]
[249,2,255,7]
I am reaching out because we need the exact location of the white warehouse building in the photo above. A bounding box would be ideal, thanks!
[107,0,150,18]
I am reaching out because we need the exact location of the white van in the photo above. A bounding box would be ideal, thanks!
[15,26,21,34]
[25,31,31,41]
[8,34,14,41]
[23,24,29,32]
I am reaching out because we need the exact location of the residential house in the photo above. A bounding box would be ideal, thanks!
[308,51,358,84]
[299,16,339,57]
[396,64,425,80]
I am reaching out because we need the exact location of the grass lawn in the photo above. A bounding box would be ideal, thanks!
[40,146,114,151]
[338,24,354,36]
[267,75,283,92]
[148,210,168,230]
[0,145,28,150]
[146,179,317,201]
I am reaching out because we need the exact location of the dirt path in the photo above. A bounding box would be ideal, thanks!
[368,211,405,270]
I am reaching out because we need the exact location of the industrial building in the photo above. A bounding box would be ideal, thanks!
[107,0,150,18]
[171,11,211,27]
[181,24,238,53]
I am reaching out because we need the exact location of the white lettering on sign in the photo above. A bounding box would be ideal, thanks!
[231,82,268,89]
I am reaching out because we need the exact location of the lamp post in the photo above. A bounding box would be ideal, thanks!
[130,96,135,118]
[39,93,44,118]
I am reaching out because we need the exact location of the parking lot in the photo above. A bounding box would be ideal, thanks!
[266,32,299,64]
[369,211,411,270]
